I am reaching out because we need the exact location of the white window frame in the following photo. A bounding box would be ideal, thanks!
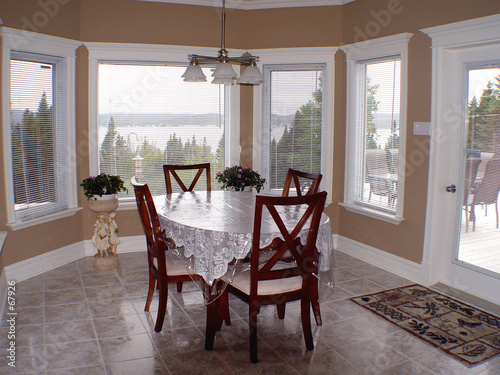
[1,27,80,230]
[85,42,242,209]
[252,47,336,199]
[341,33,411,224]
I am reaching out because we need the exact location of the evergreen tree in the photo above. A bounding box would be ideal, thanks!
[385,120,400,150]
[11,92,54,204]
[214,132,225,176]
[269,81,323,189]
[366,80,379,149]
[101,117,117,174]
[467,77,500,153]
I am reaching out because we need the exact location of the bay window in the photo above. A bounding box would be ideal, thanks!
[254,48,336,196]
[343,34,411,222]
[87,44,239,199]
[2,28,79,228]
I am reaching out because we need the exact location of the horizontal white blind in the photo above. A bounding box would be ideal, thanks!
[98,63,229,196]
[10,53,69,222]
[354,56,401,212]
[262,64,325,192]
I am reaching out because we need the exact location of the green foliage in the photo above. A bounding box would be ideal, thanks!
[385,120,400,150]
[80,173,128,198]
[215,165,266,193]
[366,79,379,149]
[269,92,322,190]
[11,92,55,205]
[467,77,500,153]
[99,119,223,196]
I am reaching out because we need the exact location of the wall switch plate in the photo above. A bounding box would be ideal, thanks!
[413,122,431,136]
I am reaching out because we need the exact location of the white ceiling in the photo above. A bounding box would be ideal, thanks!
[134,0,355,10]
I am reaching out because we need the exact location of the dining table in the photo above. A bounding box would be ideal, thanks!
[154,190,335,301]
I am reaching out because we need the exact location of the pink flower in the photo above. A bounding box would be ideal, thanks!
[238,168,243,172]
[225,167,229,170]
[216,172,221,176]
[88,176,93,179]
[237,174,242,178]
[242,182,245,186]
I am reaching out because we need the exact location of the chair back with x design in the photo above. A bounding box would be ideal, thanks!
[163,163,211,194]
[282,168,322,197]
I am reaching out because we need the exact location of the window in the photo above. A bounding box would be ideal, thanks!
[262,64,326,192]
[87,43,240,199]
[343,34,410,222]
[253,48,336,196]
[97,62,230,196]
[2,28,79,228]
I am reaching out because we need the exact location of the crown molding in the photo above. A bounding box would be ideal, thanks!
[133,0,355,10]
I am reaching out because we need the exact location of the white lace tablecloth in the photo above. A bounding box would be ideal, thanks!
[155,190,334,286]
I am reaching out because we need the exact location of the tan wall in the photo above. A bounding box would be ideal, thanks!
[338,0,500,262]
[0,0,83,266]
[0,0,499,267]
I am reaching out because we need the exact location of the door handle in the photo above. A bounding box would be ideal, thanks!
[445,184,457,193]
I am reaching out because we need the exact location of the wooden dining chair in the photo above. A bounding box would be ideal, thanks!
[468,157,500,231]
[163,163,211,194]
[205,191,328,363]
[131,177,198,332]
[281,168,323,325]
[282,168,322,197]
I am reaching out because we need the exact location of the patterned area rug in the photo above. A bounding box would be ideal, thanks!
[350,284,500,367]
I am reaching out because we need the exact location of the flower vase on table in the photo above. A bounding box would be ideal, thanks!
[215,165,266,193]
[81,174,128,270]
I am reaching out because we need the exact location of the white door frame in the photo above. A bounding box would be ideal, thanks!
[422,14,500,306]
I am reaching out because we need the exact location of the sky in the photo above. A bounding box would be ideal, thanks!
[468,67,500,101]
[98,64,225,115]
[10,60,53,111]
[11,60,500,116]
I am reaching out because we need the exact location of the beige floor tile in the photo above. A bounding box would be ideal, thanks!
[8,251,500,374]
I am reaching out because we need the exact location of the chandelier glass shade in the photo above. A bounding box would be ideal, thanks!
[182,0,263,85]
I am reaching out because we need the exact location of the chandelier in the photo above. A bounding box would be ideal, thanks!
[181,0,263,85]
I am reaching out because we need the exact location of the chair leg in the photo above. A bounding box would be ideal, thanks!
[496,201,499,228]
[249,303,259,363]
[310,280,322,326]
[216,290,231,330]
[471,205,476,232]
[145,269,155,312]
[176,282,183,293]
[154,278,168,332]
[464,206,469,233]
[277,303,286,319]
[205,298,218,351]
[301,294,314,351]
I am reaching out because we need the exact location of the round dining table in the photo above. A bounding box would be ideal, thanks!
[154,190,335,297]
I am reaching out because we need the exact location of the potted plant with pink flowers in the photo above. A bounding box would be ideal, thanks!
[215,165,266,193]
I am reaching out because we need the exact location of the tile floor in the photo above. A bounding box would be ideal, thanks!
[1,251,500,375]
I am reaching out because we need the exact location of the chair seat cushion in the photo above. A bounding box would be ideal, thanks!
[230,270,302,296]
[165,251,190,276]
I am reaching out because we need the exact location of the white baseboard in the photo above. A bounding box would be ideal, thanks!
[334,234,427,286]
[5,235,146,283]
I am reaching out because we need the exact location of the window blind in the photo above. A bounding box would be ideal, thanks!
[354,56,401,212]
[10,53,70,222]
[97,63,230,196]
[262,64,325,192]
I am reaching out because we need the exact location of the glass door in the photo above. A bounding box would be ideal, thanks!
[458,66,500,277]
